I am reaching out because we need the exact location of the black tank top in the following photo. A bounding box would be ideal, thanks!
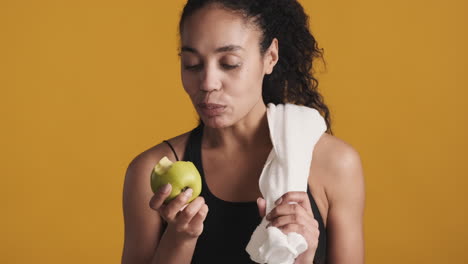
[165,125,327,264]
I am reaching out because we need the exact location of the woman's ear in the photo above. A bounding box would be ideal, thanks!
[264,38,279,75]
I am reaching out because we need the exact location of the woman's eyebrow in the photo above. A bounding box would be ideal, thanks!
[180,46,197,53]
[215,45,243,53]
[180,45,244,54]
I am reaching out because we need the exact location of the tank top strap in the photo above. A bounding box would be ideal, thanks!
[182,124,203,162]
[162,140,179,161]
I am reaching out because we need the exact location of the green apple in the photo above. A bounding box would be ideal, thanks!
[150,156,202,204]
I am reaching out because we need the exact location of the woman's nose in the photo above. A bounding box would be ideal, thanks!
[199,65,221,92]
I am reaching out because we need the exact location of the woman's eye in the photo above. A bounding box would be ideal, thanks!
[184,64,203,71]
[221,63,240,70]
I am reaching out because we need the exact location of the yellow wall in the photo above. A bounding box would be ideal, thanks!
[1,0,466,263]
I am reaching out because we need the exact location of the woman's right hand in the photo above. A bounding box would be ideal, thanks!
[149,184,209,241]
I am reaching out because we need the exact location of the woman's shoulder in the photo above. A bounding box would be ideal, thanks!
[313,133,362,172]
[125,130,193,181]
[311,133,365,203]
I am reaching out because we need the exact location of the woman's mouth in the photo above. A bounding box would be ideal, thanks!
[197,103,226,117]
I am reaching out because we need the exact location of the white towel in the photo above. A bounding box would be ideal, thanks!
[245,103,327,264]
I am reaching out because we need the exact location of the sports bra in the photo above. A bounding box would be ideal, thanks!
[163,125,327,263]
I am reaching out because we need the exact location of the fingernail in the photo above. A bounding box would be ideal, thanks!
[159,183,170,193]
[184,188,193,197]
[275,198,282,205]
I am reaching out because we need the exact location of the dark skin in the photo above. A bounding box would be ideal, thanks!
[262,192,321,263]
[122,4,365,264]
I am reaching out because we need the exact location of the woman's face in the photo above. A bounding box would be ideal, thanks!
[179,4,277,128]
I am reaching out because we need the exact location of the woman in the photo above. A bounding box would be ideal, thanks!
[122,0,365,263]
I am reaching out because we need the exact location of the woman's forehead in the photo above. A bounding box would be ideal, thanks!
[180,5,261,53]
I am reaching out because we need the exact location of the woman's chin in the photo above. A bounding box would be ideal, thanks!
[201,116,231,128]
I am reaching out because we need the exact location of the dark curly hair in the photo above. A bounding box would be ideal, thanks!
[179,0,332,133]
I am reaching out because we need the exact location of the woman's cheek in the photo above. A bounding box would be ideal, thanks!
[182,75,197,96]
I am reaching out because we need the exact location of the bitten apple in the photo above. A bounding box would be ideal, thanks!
[150,156,202,204]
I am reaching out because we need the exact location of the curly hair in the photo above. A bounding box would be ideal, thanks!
[179,0,332,133]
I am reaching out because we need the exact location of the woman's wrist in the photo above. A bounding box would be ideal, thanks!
[294,250,315,264]
[164,225,200,245]
[152,228,199,264]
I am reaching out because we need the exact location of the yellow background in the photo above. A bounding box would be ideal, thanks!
[1,0,467,263]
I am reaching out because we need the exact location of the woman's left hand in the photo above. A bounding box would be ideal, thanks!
[260,192,320,264]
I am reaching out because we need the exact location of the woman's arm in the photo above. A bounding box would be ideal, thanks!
[324,141,366,264]
[121,148,206,264]
[258,134,365,264]
[122,152,163,264]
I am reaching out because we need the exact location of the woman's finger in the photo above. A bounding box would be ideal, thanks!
[277,223,307,235]
[275,191,313,214]
[176,196,206,226]
[186,204,209,236]
[266,202,308,221]
[257,197,267,218]
[149,183,172,210]
[267,213,308,228]
[163,188,193,220]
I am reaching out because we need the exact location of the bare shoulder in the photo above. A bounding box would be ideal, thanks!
[126,131,192,177]
[124,130,192,204]
[314,133,362,171]
[312,135,366,262]
[312,133,365,206]
[121,130,192,263]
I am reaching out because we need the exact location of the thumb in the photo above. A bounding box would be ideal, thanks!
[256,197,267,218]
